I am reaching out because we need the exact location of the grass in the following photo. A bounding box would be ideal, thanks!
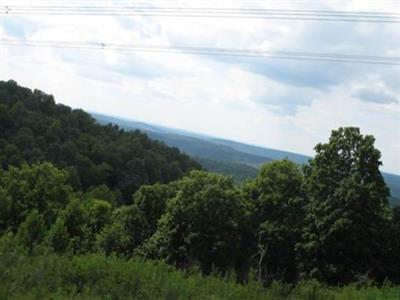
[0,237,400,299]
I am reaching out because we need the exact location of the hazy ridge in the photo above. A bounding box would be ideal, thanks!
[93,113,400,205]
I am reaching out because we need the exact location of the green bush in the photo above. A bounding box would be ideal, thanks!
[1,237,400,300]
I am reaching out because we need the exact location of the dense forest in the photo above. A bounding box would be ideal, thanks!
[194,156,259,182]
[0,80,200,204]
[1,80,400,299]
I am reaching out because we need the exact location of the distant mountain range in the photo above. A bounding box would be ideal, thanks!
[93,113,400,206]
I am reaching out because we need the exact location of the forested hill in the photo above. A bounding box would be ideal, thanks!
[2,80,400,292]
[93,113,272,167]
[93,113,400,205]
[0,80,200,203]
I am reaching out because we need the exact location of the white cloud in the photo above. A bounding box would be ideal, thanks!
[2,0,400,174]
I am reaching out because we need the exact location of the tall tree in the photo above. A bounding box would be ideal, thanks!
[298,127,390,284]
[247,160,304,284]
[379,206,400,283]
[132,183,177,237]
[142,171,250,276]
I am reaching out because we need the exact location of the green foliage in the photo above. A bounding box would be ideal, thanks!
[298,127,390,284]
[1,81,400,291]
[380,207,400,283]
[0,162,71,232]
[1,129,399,287]
[139,129,271,167]
[85,199,113,234]
[46,198,113,254]
[195,156,259,182]
[1,239,400,300]
[132,183,177,235]
[15,210,45,253]
[84,184,119,207]
[0,80,200,203]
[98,182,179,257]
[96,113,400,204]
[143,171,251,275]
[45,216,70,253]
[97,205,147,256]
[247,160,305,283]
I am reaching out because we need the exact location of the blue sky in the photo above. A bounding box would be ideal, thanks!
[1,0,400,174]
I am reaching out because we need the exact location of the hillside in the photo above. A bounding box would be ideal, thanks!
[148,131,272,166]
[384,173,400,206]
[194,156,259,182]
[93,113,400,204]
[1,82,400,292]
[209,138,310,164]
[94,113,271,166]
[0,81,200,203]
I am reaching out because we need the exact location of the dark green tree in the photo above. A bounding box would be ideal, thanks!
[132,183,177,236]
[379,207,400,283]
[97,205,147,256]
[45,216,70,253]
[84,184,118,207]
[15,209,45,254]
[248,159,305,284]
[0,162,72,232]
[143,171,250,275]
[298,127,390,284]
[97,183,177,256]
[0,80,201,203]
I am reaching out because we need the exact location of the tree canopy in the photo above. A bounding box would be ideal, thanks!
[0,80,201,203]
[0,81,399,288]
[298,127,390,284]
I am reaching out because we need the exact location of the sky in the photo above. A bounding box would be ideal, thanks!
[1,0,400,174]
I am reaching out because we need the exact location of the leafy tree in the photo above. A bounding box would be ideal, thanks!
[298,127,390,284]
[378,207,400,283]
[45,197,112,254]
[0,162,72,231]
[96,220,131,256]
[0,80,201,203]
[132,183,177,236]
[85,199,113,234]
[97,183,176,256]
[2,80,400,287]
[16,209,45,253]
[45,216,70,253]
[97,205,147,256]
[248,159,305,284]
[61,198,90,253]
[0,187,11,234]
[83,199,113,251]
[143,171,250,275]
[85,184,118,207]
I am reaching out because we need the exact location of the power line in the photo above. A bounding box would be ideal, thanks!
[3,38,400,65]
[6,6,400,16]
[3,6,400,23]
[6,0,400,3]
[5,0,400,9]
[5,0,400,8]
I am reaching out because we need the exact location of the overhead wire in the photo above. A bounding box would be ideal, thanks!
[5,0,400,3]
[3,38,400,66]
[4,6,400,16]
[2,2,399,68]
[2,5,400,23]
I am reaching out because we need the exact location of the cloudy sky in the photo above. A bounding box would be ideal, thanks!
[1,0,400,174]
